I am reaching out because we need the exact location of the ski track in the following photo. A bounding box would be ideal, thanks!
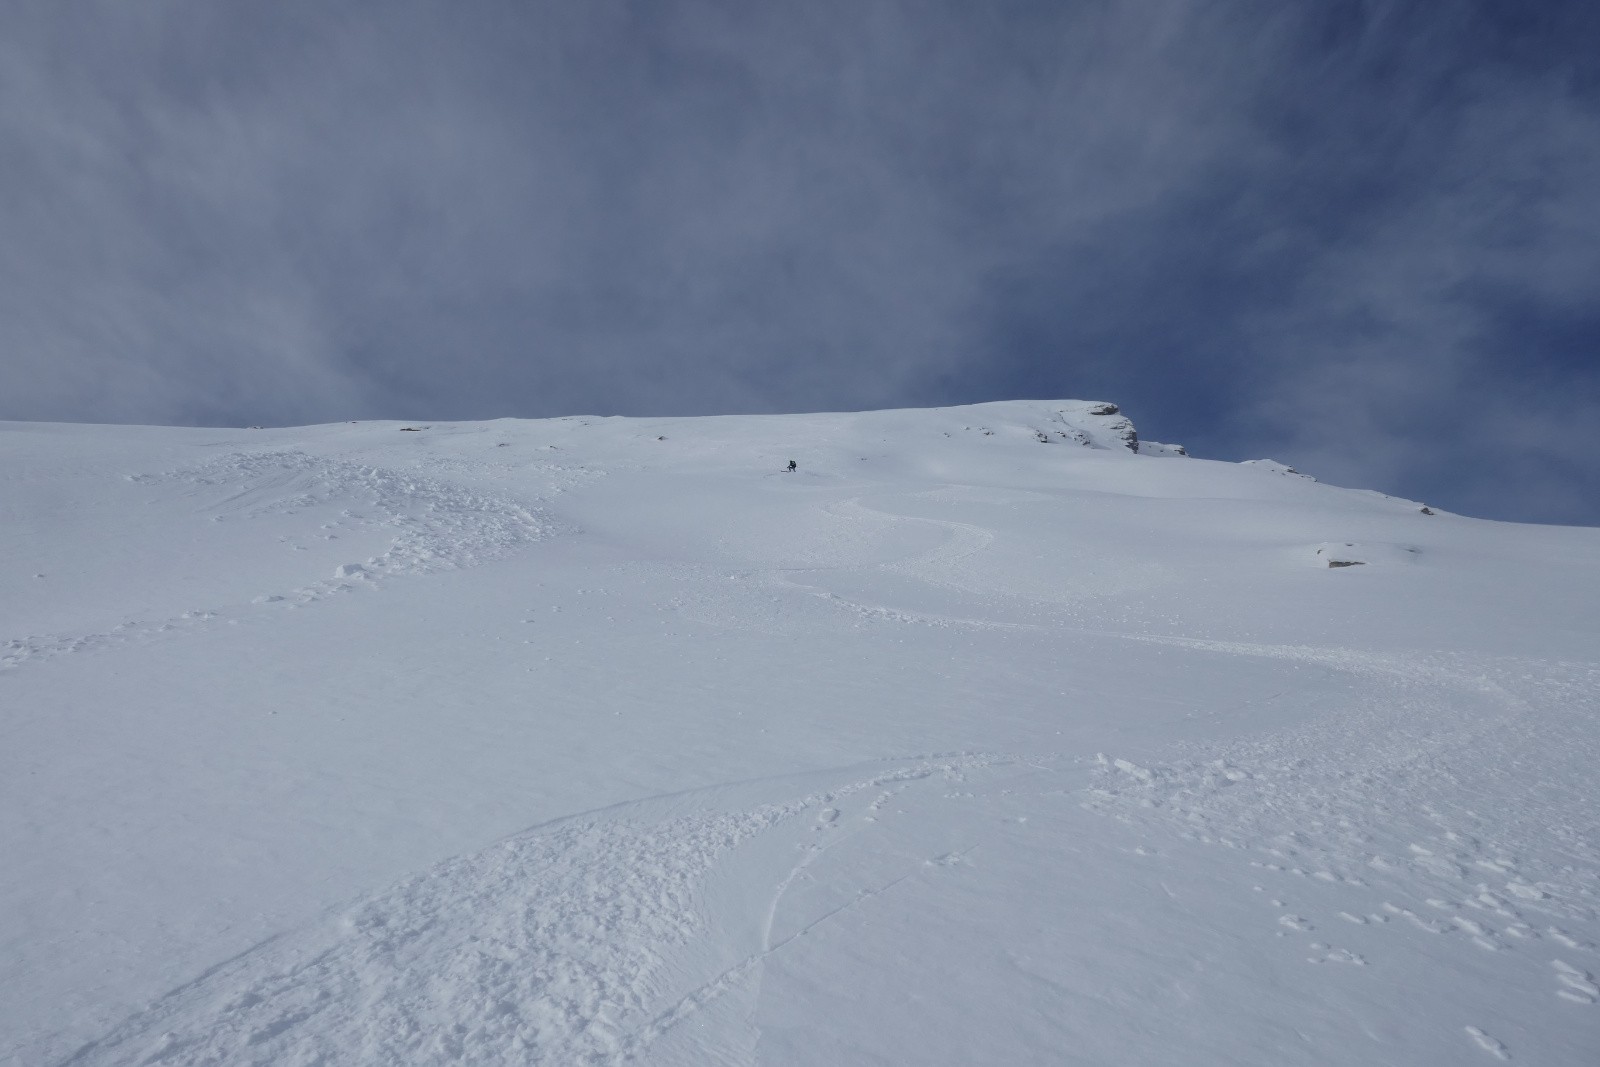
[754,492,1022,633]
[769,574,1038,634]
[2,450,564,675]
[832,496,996,591]
[1083,637,1600,1060]
[658,483,1598,1056]
[58,756,1011,1067]
[755,490,1156,633]
[11,428,1599,1064]
[667,493,1021,636]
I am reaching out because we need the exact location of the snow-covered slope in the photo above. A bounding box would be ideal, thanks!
[2,401,1596,1066]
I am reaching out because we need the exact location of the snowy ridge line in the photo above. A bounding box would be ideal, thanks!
[56,753,1019,1067]
[3,450,556,675]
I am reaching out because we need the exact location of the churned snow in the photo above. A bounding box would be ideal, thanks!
[2,400,1596,1065]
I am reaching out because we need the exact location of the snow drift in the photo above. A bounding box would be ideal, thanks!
[2,401,1597,1066]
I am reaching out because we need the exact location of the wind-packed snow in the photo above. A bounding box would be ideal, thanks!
[2,400,1596,1066]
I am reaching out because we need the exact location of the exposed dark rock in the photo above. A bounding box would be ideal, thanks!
[1242,460,1315,480]
[1318,544,1367,567]
[1102,415,1138,452]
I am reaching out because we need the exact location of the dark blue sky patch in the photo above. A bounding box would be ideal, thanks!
[0,1,1595,523]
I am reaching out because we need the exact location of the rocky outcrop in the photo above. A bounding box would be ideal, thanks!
[934,400,1179,456]
[1242,459,1315,480]
[1311,542,1421,568]
[1052,401,1139,453]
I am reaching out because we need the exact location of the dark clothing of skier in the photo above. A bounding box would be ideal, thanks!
[787,460,797,472]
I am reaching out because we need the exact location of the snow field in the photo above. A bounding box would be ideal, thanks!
[2,402,1597,1065]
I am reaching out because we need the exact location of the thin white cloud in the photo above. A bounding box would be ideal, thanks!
[0,2,1595,520]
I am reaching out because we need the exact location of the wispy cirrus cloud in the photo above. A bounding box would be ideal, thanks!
[1,1,1596,521]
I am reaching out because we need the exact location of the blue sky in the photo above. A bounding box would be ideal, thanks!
[4,1,1598,524]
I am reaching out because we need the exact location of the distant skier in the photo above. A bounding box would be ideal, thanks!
[787,460,797,472]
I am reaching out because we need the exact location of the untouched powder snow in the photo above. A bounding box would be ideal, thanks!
[2,400,1597,1066]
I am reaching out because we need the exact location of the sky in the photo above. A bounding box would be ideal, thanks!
[3,1,1598,525]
